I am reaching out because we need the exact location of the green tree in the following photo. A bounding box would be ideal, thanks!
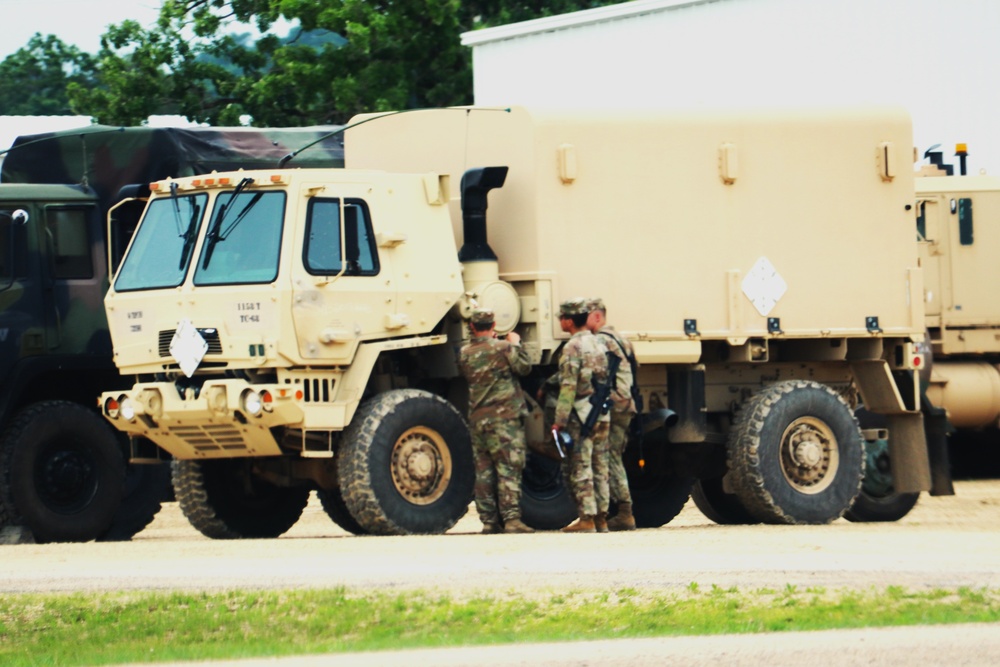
[0,34,97,115]
[68,0,621,126]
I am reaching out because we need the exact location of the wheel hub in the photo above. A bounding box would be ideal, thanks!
[40,449,96,509]
[792,439,823,467]
[390,427,452,505]
[780,418,840,494]
[406,450,435,480]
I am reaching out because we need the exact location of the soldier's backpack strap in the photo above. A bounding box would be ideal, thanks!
[597,330,643,414]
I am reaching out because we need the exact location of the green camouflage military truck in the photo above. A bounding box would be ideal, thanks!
[0,125,343,542]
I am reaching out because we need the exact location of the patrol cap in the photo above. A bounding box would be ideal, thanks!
[559,298,589,316]
[587,297,606,313]
[470,308,495,325]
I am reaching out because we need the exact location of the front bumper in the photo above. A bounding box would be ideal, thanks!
[100,379,304,460]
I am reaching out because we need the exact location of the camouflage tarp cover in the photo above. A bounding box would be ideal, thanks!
[0,124,344,211]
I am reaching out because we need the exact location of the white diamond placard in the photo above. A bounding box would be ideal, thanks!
[170,318,208,378]
[742,256,787,317]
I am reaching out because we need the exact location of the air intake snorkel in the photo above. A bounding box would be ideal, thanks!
[456,166,520,334]
[458,166,508,262]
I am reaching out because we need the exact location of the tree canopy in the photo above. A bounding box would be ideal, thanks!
[0,1,620,125]
[0,34,97,116]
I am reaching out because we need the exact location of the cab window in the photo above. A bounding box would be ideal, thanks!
[304,198,379,276]
[46,207,93,279]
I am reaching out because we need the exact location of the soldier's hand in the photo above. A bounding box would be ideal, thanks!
[506,331,521,345]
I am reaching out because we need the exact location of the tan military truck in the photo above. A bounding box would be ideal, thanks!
[99,106,943,537]
[912,146,1000,478]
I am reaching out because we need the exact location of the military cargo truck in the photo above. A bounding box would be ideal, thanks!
[98,106,946,537]
[913,147,1000,466]
[0,125,343,542]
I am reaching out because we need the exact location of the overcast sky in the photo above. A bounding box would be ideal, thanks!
[2,0,164,59]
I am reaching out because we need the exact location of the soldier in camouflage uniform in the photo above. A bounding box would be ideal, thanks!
[457,308,535,534]
[552,298,611,533]
[587,298,638,531]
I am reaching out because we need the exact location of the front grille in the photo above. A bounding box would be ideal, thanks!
[301,377,335,403]
[171,424,249,454]
[159,328,223,357]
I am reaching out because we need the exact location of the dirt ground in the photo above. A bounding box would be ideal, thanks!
[1,480,998,595]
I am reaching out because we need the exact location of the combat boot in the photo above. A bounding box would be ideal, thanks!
[481,521,502,534]
[607,502,637,531]
[562,515,596,533]
[595,512,609,533]
[503,518,535,534]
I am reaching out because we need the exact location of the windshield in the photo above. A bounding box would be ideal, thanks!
[114,193,207,292]
[194,190,286,285]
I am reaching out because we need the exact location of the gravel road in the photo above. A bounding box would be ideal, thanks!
[3,480,999,666]
[2,480,998,595]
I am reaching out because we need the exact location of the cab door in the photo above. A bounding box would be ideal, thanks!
[916,196,950,323]
[40,204,105,355]
[291,185,396,364]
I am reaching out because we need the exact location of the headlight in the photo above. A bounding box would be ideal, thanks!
[119,396,135,421]
[242,389,263,417]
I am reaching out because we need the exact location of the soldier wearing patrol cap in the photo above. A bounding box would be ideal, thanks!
[587,297,638,531]
[552,297,611,533]
[457,308,535,534]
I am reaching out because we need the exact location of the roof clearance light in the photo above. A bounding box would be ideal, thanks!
[205,177,216,186]
[270,174,284,183]
[219,177,231,186]
[149,182,161,192]
[192,179,202,187]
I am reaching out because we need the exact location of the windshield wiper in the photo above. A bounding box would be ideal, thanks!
[170,182,184,236]
[178,200,202,270]
[202,177,254,270]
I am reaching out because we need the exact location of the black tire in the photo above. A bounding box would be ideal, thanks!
[691,476,759,525]
[172,458,310,539]
[622,440,694,528]
[727,380,864,524]
[0,401,125,543]
[339,389,474,535]
[318,486,369,535]
[845,489,919,522]
[98,461,172,541]
[844,426,919,522]
[520,451,576,530]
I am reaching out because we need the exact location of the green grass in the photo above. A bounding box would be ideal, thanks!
[1,585,997,666]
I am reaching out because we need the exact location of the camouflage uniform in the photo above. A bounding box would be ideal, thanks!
[593,320,637,507]
[457,309,532,529]
[553,300,611,520]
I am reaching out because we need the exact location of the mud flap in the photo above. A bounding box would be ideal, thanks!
[885,412,932,494]
[921,392,955,497]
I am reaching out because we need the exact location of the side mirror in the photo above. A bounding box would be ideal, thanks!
[10,209,28,225]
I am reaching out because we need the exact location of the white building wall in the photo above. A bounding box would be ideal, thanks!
[463,0,1000,175]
